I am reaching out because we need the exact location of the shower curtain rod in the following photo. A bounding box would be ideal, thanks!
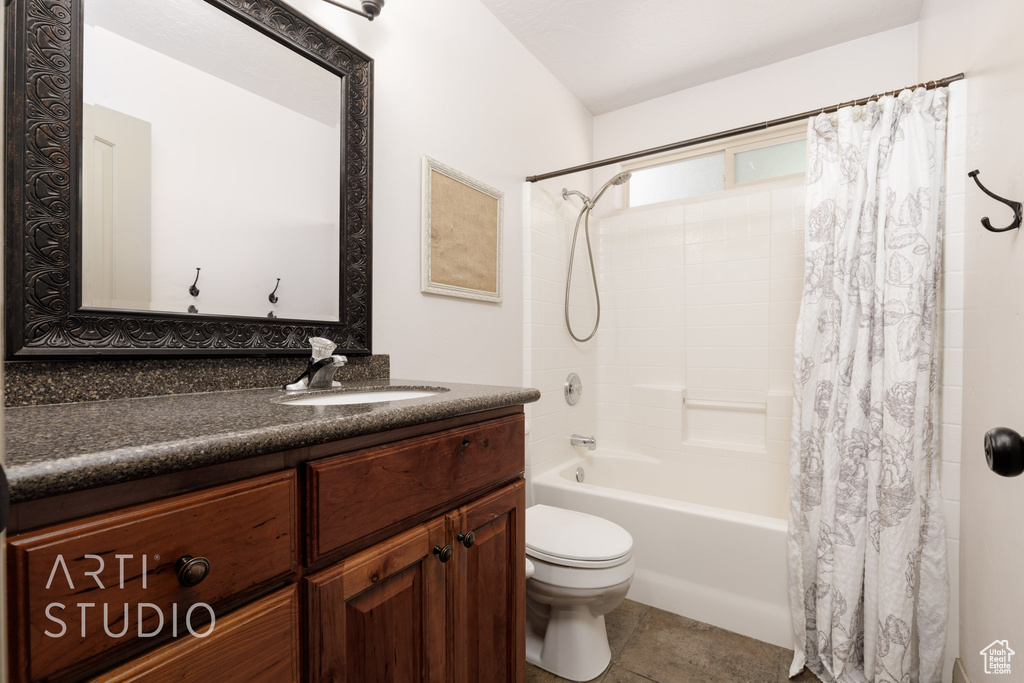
[525,72,965,183]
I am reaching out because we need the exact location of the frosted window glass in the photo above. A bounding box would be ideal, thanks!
[629,153,724,207]
[733,139,806,184]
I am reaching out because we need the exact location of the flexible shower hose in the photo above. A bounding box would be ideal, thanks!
[564,206,600,342]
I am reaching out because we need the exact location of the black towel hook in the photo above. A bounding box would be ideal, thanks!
[189,267,201,297]
[269,278,281,304]
[968,169,1023,232]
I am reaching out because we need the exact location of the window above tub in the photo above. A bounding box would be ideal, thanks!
[623,123,807,208]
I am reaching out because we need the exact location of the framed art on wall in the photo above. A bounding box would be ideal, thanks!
[421,156,503,303]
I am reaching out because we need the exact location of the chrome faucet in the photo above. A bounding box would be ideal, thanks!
[570,434,597,450]
[284,337,348,391]
[284,355,348,391]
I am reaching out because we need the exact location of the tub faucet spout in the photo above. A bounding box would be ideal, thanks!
[570,434,597,450]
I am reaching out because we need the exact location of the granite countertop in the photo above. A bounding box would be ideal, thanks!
[4,379,540,504]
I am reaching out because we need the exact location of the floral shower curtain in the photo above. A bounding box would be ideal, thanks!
[788,88,949,683]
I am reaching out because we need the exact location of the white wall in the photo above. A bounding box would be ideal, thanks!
[918,2,1024,681]
[282,0,593,386]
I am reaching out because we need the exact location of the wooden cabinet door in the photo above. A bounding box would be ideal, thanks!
[306,517,448,683]
[447,480,525,683]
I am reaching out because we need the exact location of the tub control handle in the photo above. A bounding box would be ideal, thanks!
[458,531,475,548]
[433,544,453,563]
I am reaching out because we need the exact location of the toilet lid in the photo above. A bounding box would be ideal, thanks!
[526,505,633,563]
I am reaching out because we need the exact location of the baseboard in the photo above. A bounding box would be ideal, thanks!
[953,658,971,683]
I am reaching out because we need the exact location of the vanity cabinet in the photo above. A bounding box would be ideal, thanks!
[306,480,524,683]
[6,409,526,683]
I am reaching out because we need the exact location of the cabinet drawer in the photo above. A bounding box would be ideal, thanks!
[91,584,301,682]
[307,415,524,562]
[7,470,298,682]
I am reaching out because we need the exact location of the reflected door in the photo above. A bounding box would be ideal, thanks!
[81,103,152,310]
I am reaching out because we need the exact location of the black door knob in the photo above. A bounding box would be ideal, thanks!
[457,531,475,548]
[433,545,453,563]
[984,427,1024,477]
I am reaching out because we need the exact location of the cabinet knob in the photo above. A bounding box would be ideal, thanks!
[174,555,211,587]
[457,531,475,548]
[432,544,453,563]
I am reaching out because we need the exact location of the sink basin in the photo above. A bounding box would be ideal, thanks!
[282,389,442,406]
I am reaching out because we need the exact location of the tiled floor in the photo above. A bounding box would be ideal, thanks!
[526,600,822,683]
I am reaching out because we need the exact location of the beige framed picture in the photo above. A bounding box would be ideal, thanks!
[421,156,503,303]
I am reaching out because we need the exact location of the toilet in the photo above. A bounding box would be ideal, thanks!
[525,504,636,681]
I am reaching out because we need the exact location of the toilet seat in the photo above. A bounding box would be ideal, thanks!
[526,505,633,569]
[526,546,632,569]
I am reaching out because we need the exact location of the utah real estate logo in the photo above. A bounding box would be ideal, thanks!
[980,640,1015,676]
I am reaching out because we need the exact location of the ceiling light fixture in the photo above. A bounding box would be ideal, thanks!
[320,0,384,21]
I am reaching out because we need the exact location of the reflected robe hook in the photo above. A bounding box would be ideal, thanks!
[968,170,1023,232]
[189,268,201,297]
[269,278,281,304]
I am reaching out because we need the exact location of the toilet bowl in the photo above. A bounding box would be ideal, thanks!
[525,504,635,682]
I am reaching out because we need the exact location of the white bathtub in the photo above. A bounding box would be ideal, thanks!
[531,449,792,648]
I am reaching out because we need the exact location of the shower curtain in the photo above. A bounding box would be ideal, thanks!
[788,88,949,683]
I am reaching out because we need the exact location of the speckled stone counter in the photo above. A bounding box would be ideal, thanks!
[5,379,540,503]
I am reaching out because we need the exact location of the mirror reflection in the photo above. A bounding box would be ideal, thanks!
[81,0,342,321]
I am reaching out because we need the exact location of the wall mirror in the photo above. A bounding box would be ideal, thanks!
[5,0,372,358]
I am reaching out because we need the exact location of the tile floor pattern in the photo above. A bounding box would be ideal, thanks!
[526,600,822,683]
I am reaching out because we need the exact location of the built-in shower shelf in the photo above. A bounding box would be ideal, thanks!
[683,398,766,413]
[682,390,767,450]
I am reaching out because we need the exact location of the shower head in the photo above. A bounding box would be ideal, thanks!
[562,171,632,209]
[589,171,632,207]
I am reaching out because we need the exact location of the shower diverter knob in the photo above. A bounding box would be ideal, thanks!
[984,427,1024,477]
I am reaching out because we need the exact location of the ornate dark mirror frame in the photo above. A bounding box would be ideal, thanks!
[4,0,372,359]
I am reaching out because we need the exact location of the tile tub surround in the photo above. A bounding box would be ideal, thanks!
[4,354,390,407]
[4,379,540,503]
[526,599,820,683]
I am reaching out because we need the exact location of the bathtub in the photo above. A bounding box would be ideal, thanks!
[530,448,792,648]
